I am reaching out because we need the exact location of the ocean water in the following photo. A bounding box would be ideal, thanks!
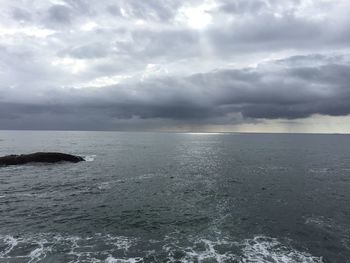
[0,131,349,263]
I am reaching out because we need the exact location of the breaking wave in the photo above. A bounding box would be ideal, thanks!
[0,233,323,263]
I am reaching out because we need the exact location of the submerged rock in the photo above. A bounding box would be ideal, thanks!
[0,152,85,166]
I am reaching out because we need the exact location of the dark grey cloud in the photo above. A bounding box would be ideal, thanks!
[46,5,73,25]
[207,15,350,57]
[12,8,32,22]
[1,54,350,130]
[218,0,267,14]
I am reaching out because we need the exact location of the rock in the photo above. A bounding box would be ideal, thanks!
[0,152,85,166]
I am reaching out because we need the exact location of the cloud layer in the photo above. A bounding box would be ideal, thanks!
[1,0,350,131]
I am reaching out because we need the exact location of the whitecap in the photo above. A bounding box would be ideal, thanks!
[241,236,323,263]
[181,238,237,262]
[162,234,323,263]
[84,154,96,162]
[0,235,18,257]
[28,240,47,263]
[105,256,143,263]
[0,233,324,263]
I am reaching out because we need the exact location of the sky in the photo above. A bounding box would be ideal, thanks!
[1,0,350,133]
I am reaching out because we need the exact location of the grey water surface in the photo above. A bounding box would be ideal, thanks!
[0,131,349,262]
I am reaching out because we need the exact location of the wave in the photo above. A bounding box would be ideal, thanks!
[84,154,96,162]
[241,236,323,263]
[106,256,143,263]
[0,233,324,263]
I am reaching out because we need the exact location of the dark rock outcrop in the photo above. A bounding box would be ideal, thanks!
[0,152,85,166]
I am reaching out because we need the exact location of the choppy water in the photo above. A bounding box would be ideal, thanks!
[0,131,349,262]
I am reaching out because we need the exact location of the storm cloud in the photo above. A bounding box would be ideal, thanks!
[0,0,350,131]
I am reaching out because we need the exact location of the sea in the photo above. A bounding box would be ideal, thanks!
[0,131,349,263]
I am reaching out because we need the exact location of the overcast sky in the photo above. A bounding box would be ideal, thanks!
[1,0,350,133]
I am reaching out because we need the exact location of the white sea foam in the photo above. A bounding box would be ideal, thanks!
[161,231,324,263]
[171,238,238,262]
[241,236,323,263]
[0,233,137,263]
[0,235,48,262]
[28,240,47,263]
[84,154,96,162]
[105,256,143,263]
[0,235,18,257]
[0,233,324,263]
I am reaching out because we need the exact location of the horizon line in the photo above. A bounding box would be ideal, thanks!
[0,129,349,135]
